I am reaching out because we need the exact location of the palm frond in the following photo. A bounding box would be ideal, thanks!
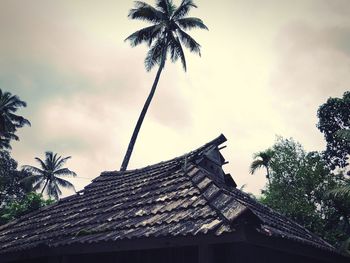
[250,160,264,174]
[47,181,61,200]
[172,0,197,19]
[176,28,201,55]
[253,149,274,164]
[22,165,45,175]
[7,113,30,127]
[0,94,27,111]
[55,156,71,170]
[129,1,165,23]
[32,180,46,191]
[0,137,11,150]
[52,153,59,168]
[328,185,350,198]
[169,33,187,71]
[125,24,163,47]
[54,168,77,177]
[2,117,15,132]
[156,0,173,16]
[1,131,19,141]
[144,38,166,71]
[34,157,48,170]
[55,177,76,192]
[54,181,62,197]
[176,17,208,30]
[45,151,54,169]
[20,174,44,185]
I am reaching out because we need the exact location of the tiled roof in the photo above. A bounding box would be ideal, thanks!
[0,135,334,256]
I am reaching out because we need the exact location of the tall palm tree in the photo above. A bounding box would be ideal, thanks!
[120,0,208,171]
[0,89,30,149]
[250,149,274,185]
[22,152,76,200]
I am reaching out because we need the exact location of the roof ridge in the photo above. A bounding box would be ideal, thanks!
[101,134,227,177]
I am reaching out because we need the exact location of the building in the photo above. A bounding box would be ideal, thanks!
[0,135,347,263]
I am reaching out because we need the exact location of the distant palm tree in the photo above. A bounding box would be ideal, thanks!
[0,89,30,149]
[22,152,76,200]
[120,0,208,171]
[250,149,274,185]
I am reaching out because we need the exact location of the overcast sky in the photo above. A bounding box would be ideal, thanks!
[1,0,349,195]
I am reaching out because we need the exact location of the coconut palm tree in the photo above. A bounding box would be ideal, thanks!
[250,149,274,185]
[120,0,208,171]
[22,152,76,200]
[0,89,30,149]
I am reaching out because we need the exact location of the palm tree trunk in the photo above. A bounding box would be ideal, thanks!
[266,166,271,185]
[41,179,49,195]
[120,54,166,172]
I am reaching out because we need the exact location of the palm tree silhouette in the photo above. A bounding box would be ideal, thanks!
[22,152,76,200]
[0,89,30,149]
[120,0,208,171]
[250,149,274,185]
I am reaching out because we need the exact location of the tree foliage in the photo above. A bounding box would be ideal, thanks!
[0,151,54,225]
[0,192,53,225]
[0,151,31,206]
[0,89,30,150]
[259,137,350,246]
[317,91,350,171]
[327,130,350,206]
[0,90,76,225]
[22,152,76,200]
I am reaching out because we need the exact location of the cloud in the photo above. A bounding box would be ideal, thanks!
[265,22,350,152]
[271,23,350,99]
[3,0,350,198]
[0,0,192,129]
[314,0,350,17]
